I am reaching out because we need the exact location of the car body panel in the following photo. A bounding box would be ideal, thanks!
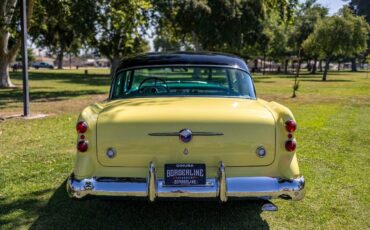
[73,98,300,180]
[96,97,276,167]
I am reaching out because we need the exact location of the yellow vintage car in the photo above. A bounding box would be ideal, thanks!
[67,52,305,207]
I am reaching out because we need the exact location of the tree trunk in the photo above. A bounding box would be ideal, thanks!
[0,58,14,87]
[351,57,357,71]
[284,59,288,74]
[252,59,258,72]
[110,58,120,76]
[57,51,64,69]
[311,58,317,74]
[307,60,311,72]
[323,58,330,81]
[0,0,35,88]
[319,59,323,72]
[292,58,301,98]
[69,54,72,69]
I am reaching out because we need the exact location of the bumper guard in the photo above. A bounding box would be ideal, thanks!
[67,162,305,201]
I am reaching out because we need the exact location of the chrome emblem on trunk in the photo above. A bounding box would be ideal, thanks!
[179,129,192,143]
[148,130,223,143]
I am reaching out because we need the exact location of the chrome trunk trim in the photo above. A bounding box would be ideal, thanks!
[67,162,305,201]
[148,132,223,136]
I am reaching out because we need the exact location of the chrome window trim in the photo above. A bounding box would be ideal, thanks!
[109,64,256,100]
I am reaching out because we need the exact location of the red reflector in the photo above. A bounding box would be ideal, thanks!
[285,140,296,152]
[79,135,85,140]
[76,121,88,133]
[77,140,88,152]
[285,120,297,132]
[288,133,293,139]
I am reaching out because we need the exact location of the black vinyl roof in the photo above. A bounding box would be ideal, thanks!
[116,52,249,72]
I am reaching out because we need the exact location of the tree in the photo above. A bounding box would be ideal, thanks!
[16,48,35,63]
[348,0,370,24]
[303,7,369,81]
[30,0,96,69]
[262,11,291,73]
[91,0,151,74]
[0,0,36,87]
[348,0,370,71]
[153,13,189,52]
[302,33,321,73]
[153,0,298,55]
[289,1,328,73]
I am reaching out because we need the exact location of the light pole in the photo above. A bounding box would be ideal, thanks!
[20,0,30,116]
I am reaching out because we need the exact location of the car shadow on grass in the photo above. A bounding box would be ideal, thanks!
[30,180,270,229]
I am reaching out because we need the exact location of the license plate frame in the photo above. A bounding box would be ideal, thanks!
[164,163,206,186]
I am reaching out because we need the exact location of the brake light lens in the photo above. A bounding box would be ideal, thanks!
[285,140,296,152]
[285,120,297,132]
[76,121,88,133]
[77,140,88,152]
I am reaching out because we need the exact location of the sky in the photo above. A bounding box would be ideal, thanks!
[316,0,348,15]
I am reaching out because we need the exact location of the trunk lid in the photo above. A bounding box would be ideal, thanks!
[96,97,275,167]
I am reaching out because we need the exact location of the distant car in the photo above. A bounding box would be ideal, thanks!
[67,52,305,203]
[11,62,22,70]
[31,62,54,69]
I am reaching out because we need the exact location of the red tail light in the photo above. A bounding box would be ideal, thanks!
[77,140,88,152]
[285,140,296,152]
[76,121,88,133]
[285,120,297,132]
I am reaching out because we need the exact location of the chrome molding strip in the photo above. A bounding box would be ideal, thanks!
[67,162,305,201]
[117,64,249,73]
[148,132,224,136]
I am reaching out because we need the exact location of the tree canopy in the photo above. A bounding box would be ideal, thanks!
[1,0,370,88]
[91,0,151,74]
[303,7,369,80]
[30,0,92,69]
[152,0,298,56]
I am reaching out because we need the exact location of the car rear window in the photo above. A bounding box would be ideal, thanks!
[111,66,256,99]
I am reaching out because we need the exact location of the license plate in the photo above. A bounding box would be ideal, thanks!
[165,164,206,186]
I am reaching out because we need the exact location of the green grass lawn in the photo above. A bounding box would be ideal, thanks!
[0,69,369,229]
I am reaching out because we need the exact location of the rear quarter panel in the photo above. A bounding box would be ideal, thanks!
[261,99,301,178]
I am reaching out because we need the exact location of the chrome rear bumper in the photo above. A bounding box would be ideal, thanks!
[67,162,305,201]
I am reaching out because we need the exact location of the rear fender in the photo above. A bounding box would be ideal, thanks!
[73,103,104,179]
[263,100,300,178]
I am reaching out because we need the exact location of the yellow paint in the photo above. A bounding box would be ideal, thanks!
[73,97,301,180]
